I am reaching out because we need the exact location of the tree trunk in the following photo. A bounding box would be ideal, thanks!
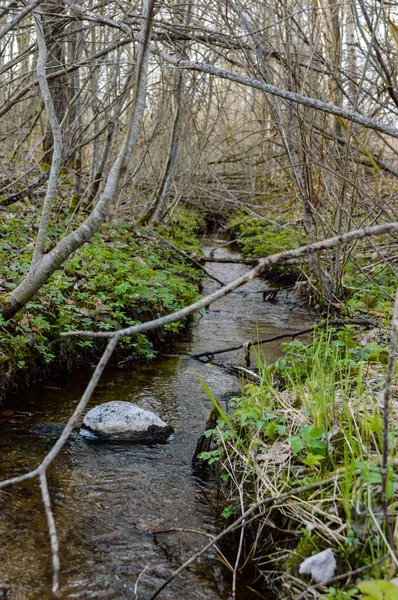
[1,0,154,320]
[41,1,68,169]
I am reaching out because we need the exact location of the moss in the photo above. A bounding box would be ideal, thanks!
[69,193,81,211]
[284,531,325,577]
[228,211,306,278]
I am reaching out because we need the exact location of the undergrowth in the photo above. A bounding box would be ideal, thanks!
[198,326,398,599]
[0,207,204,400]
[228,211,306,278]
[229,212,397,317]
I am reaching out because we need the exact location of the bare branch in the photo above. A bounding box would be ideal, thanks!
[380,288,398,553]
[39,471,60,594]
[62,222,398,339]
[0,0,46,41]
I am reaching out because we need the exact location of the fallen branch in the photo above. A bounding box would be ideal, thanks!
[204,256,300,265]
[62,222,398,340]
[189,319,377,361]
[204,256,261,264]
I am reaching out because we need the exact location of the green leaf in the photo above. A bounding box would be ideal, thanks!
[307,425,324,439]
[357,580,398,600]
[265,421,278,438]
[199,378,234,431]
[290,436,305,454]
[302,453,325,467]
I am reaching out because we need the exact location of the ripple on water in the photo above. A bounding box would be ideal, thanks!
[0,239,310,599]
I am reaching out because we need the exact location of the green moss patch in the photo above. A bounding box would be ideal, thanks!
[228,211,306,278]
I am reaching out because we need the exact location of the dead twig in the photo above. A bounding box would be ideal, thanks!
[190,319,377,361]
[39,471,60,593]
[380,288,398,556]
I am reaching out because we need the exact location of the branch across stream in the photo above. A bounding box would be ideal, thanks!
[0,237,312,599]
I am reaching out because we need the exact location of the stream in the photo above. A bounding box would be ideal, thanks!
[0,238,311,599]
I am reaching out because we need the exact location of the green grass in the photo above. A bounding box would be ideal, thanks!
[198,326,398,598]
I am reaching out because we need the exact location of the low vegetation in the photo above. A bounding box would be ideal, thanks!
[200,327,397,598]
[229,211,306,278]
[198,212,398,598]
[0,208,204,401]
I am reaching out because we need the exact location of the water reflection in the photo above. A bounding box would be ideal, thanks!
[0,239,310,599]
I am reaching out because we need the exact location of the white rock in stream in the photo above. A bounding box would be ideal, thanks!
[81,401,174,443]
[299,549,336,583]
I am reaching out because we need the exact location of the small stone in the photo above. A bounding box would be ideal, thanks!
[81,401,174,444]
[299,548,336,583]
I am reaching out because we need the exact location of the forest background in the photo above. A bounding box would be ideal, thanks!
[1,0,398,598]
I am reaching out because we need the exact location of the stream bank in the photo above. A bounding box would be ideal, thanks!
[203,223,396,597]
[0,209,205,403]
[0,236,311,599]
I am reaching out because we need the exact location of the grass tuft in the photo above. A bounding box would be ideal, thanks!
[199,327,398,598]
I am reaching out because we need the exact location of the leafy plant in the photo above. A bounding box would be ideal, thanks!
[357,579,398,600]
[289,424,328,466]
[228,211,305,276]
[0,206,205,398]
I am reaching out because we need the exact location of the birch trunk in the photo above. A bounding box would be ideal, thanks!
[0,0,154,320]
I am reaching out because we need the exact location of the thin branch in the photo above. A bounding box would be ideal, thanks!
[39,471,60,594]
[62,222,398,339]
[380,288,398,552]
[151,51,398,138]
[190,320,377,360]
[0,0,46,41]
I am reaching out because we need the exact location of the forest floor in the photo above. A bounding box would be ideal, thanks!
[196,213,398,600]
[0,207,205,403]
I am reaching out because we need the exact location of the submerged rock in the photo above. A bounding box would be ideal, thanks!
[299,548,336,583]
[81,401,174,443]
[29,423,67,438]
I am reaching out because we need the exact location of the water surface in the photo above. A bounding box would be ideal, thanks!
[0,239,310,599]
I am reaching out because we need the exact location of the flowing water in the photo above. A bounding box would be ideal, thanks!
[0,239,311,599]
